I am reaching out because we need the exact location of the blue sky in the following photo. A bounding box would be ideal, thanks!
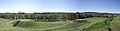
[0,0,120,13]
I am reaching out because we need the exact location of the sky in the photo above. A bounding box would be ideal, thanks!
[0,0,120,13]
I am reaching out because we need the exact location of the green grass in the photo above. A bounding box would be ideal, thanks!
[87,15,117,31]
[44,17,107,31]
[0,20,72,31]
[65,17,107,31]
[0,17,108,31]
[17,21,72,29]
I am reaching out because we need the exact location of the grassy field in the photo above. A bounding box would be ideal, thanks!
[0,17,108,31]
[87,15,120,31]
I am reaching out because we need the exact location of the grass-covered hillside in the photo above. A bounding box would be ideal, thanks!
[0,12,119,31]
[0,17,108,31]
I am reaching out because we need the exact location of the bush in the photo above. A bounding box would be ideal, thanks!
[12,21,21,27]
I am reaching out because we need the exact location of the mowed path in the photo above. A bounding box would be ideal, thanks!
[111,16,120,31]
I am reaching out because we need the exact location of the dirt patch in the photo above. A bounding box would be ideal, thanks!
[0,18,9,28]
[112,26,118,31]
